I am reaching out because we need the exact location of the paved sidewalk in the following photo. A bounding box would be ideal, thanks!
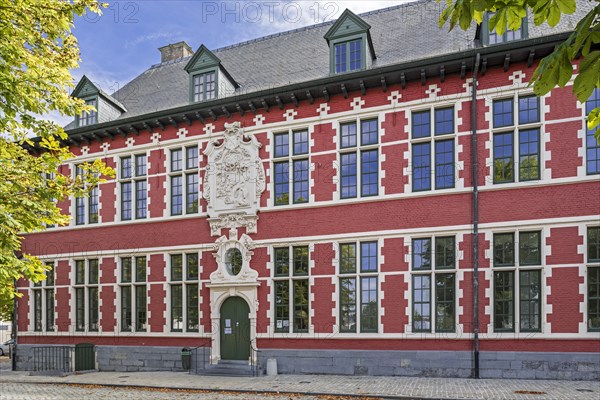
[1,366,599,400]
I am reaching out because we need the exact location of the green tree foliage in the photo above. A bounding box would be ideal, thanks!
[438,0,600,138]
[0,0,112,321]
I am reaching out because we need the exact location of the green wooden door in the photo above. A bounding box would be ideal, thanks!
[74,343,95,371]
[220,296,250,361]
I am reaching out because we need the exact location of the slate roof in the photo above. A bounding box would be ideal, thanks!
[87,0,588,122]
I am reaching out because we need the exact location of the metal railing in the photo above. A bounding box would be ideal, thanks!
[189,341,212,374]
[250,343,261,377]
[32,346,73,373]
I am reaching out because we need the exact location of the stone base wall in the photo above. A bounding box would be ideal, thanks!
[15,344,209,373]
[478,352,600,381]
[258,349,473,378]
[15,344,599,380]
[257,349,600,381]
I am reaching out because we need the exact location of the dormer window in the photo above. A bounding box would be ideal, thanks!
[483,12,528,46]
[72,75,126,128]
[324,9,375,75]
[334,38,362,73]
[79,98,97,127]
[192,71,216,102]
[184,44,238,104]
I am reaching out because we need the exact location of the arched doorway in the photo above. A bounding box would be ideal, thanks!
[219,296,250,361]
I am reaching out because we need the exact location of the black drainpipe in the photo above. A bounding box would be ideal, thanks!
[471,52,481,379]
[11,279,17,371]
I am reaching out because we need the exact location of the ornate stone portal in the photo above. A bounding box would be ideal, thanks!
[203,122,264,363]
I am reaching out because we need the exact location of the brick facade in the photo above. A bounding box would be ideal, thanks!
[14,4,600,379]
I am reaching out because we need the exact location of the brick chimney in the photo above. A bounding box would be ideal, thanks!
[158,41,194,63]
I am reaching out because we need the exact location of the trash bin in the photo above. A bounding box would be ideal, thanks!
[181,348,192,370]
[266,358,278,376]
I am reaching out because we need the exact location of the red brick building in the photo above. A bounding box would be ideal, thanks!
[16,1,600,379]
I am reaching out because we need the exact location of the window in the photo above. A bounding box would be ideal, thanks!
[273,246,310,333]
[588,227,600,331]
[493,231,542,332]
[492,96,541,183]
[32,262,55,332]
[338,241,378,333]
[339,119,379,199]
[483,13,527,45]
[192,71,216,102]
[273,129,310,205]
[334,38,363,73]
[411,107,456,191]
[170,146,199,215]
[74,259,99,332]
[120,256,147,332]
[74,165,99,225]
[170,253,199,332]
[78,98,97,127]
[585,88,600,175]
[120,154,147,220]
[411,237,456,332]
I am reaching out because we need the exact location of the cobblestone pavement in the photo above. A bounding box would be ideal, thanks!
[1,358,599,400]
[0,382,372,400]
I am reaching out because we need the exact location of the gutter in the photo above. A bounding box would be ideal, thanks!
[471,52,481,379]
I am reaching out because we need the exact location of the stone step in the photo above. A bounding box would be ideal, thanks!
[191,360,261,376]
[200,367,255,377]
[217,359,250,366]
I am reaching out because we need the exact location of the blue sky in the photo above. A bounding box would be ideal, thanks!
[71,1,415,94]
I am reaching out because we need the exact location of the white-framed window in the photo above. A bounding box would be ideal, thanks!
[587,226,600,331]
[492,230,543,333]
[338,241,378,333]
[169,146,199,215]
[584,88,600,175]
[410,105,456,192]
[119,154,147,220]
[119,256,147,332]
[272,128,310,205]
[32,262,55,332]
[74,164,99,225]
[492,95,542,183]
[73,259,99,332]
[273,245,310,333]
[169,253,199,332]
[410,236,456,332]
[339,118,379,199]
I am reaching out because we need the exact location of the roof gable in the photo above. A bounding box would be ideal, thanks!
[72,75,127,114]
[324,9,371,41]
[184,45,221,72]
[72,75,99,99]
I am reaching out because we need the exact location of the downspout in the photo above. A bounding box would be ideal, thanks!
[11,279,18,371]
[471,52,481,379]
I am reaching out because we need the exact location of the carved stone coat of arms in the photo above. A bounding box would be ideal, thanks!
[203,122,265,235]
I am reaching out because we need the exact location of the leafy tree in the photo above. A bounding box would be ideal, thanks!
[438,0,600,138]
[0,0,112,321]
